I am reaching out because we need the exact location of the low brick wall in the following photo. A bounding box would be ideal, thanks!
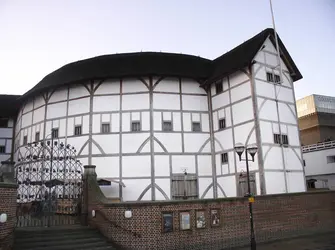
[84,166,335,250]
[0,183,17,250]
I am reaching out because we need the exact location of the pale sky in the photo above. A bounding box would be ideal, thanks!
[1,0,334,100]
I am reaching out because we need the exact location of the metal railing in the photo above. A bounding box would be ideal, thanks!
[302,140,335,153]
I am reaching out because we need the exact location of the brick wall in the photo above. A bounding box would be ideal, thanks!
[84,166,335,250]
[0,183,17,250]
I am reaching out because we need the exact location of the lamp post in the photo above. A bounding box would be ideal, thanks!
[234,143,258,250]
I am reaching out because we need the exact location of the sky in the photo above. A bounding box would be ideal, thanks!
[1,0,334,100]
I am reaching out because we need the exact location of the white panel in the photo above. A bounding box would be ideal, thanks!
[69,85,90,99]
[0,128,13,138]
[7,119,14,128]
[53,120,59,128]
[100,185,119,198]
[184,134,210,153]
[155,155,170,176]
[198,178,213,198]
[46,102,67,119]
[276,86,294,104]
[265,172,286,194]
[141,141,151,153]
[132,112,140,121]
[45,122,52,137]
[154,78,179,93]
[304,148,335,176]
[49,88,68,103]
[192,113,200,122]
[93,96,120,112]
[181,79,205,94]
[228,151,235,174]
[75,116,82,125]
[283,148,302,170]
[68,98,90,116]
[258,98,278,121]
[153,94,180,110]
[183,96,208,111]
[173,113,181,131]
[122,79,148,93]
[153,112,162,131]
[34,95,45,108]
[122,113,130,132]
[23,100,34,113]
[154,140,165,153]
[229,70,249,87]
[233,121,256,146]
[263,37,277,54]
[198,155,212,176]
[5,140,12,153]
[122,133,150,153]
[217,175,236,197]
[215,129,233,151]
[162,112,172,121]
[111,113,120,132]
[93,156,119,178]
[122,94,149,110]
[212,91,230,110]
[122,179,151,201]
[259,121,273,143]
[59,119,66,137]
[263,146,283,170]
[21,112,32,128]
[183,113,191,132]
[213,111,218,131]
[255,80,275,99]
[287,172,305,193]
[278,103,297,124]
[264,53,278,67]
[141,112,150,131]
[155,179,170,200]
[33,106,45,124]
[287,125,300,146]
[67,136,89,155]
[230,82,251,103]
[122,155,151,177]
[93,134,119,154]
[92,114,100,134]
[232,98,253,125]
[223,77,229,91]
[172,155,195,173]
[81,115,88,134]
[155,133,182,153]
[201,114,209,132]
[94,79,120,94]
[218,109,225,119]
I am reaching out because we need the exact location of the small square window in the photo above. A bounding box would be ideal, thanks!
[281,134,289,146]
[52,128,59,139]
[163,121,173,131]
[274,74,281,83]
[101,123,110,134]
[131,121,141,132]
[326,155,335,164]
[266,72,274,82]
[74,125,82,135]
[219,118,226,130]
[192,122,201,132]
[35,132,40,142]
[0,145,5,154]
[273,133,281,144]
[23,136,28,145]
[221,153,228,164]
[215,81,223,94]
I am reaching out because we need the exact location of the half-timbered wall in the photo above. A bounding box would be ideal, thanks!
[0,118,14,163]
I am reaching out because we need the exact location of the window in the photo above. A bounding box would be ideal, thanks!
[0,119,8,128]
[192,122,201,132]
[307,180,316,189]
[274,74,281,83]
[51,128,59,139]
[273,133,281,144]
[266,72,274,82]
[221,153,228,164]
[101,123,110,134]
[74,125,82,135]
[215,81,223,94]
[281,134,289,146]
[238,173,256,196]
[219,118,226,130]
[171,174,198,200]
[327,155,335,164]
[303,160,306,167]
[0,145,5,154]
[23,136,28,145]
[35,132,40,142]
[131,121,141,132]
[163,121,173,131]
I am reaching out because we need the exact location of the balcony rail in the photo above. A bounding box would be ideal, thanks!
[302,140,335,153]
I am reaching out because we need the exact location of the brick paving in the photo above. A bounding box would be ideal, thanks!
[234,232,335,250]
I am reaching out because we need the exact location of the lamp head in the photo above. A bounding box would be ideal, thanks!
[234,143,245,161]
[247,144,258,161]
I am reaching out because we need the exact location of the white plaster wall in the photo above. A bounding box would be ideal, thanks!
[122,113,130,132]
[122,79,148,93]
[229,70,249,88]
[122,179,151,201]
[154,78,179,93]
[21,112,32,128]
[255,80,275,99]
[198,178,213,198]
[100,185,120,198]
[304,148,335,176]
[181,79,205,94]
[217,175,236,197]
[230,81,251,103]
[278,103,297,124]
[49,88,68,103]
[93,96,120,112]
[258,99,278,121]
[122,133,150,153]
[265,172,286,194]
[34,95,45,108]
[47,102,67,119]
[263,146,283,170]
[182,96,208,111]
[214,129,233,151]
[33,106,45,124]
[142,112,150,131]
[286,172,305,193]
[197,155,212,176]
[93,134,119,154]
[287,125,300,146]
[94,80,120,94]
[154,155,170,176]
[23,100,34,113]
[155,133,182,153]
[276,86,294,103]
[173,113,182,131]
[153,94,180,110]
[122,155,151,177]
[233,122,256,146]
[122,94,149,110]
[68,98,90,115]
[184,134,210,153]
[67,136,89,156]
[232,98,253,125]
[212,91,230,110]
[201,114,210,132]
[283,148,303,170]
[155,179,170,200]
[69,85,90,99]
[172,155,195,174]
[153,112,162,131]
[0,128,13,138]
[92,156,119,178]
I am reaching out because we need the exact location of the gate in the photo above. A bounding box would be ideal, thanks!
[15,140,83,227]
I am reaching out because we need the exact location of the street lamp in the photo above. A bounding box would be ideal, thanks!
[234,143,258,250]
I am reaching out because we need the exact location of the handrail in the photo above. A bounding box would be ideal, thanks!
[302,140,335,152]
[95,210,141,238]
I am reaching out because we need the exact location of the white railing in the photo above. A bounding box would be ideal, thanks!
[302,140,335,152]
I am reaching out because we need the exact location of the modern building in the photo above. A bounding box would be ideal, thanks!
[296,94,335,145]
[303,140,335,190]
[9,28,306,202]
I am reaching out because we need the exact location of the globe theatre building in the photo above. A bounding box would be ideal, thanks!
[12,28,306,202]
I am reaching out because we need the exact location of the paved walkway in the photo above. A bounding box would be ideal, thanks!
[235,232,335,250]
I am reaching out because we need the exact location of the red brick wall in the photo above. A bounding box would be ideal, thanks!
[0,183,17,250]
[84,167,335,250]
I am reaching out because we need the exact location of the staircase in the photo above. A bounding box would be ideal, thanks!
[13,225,119,250]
